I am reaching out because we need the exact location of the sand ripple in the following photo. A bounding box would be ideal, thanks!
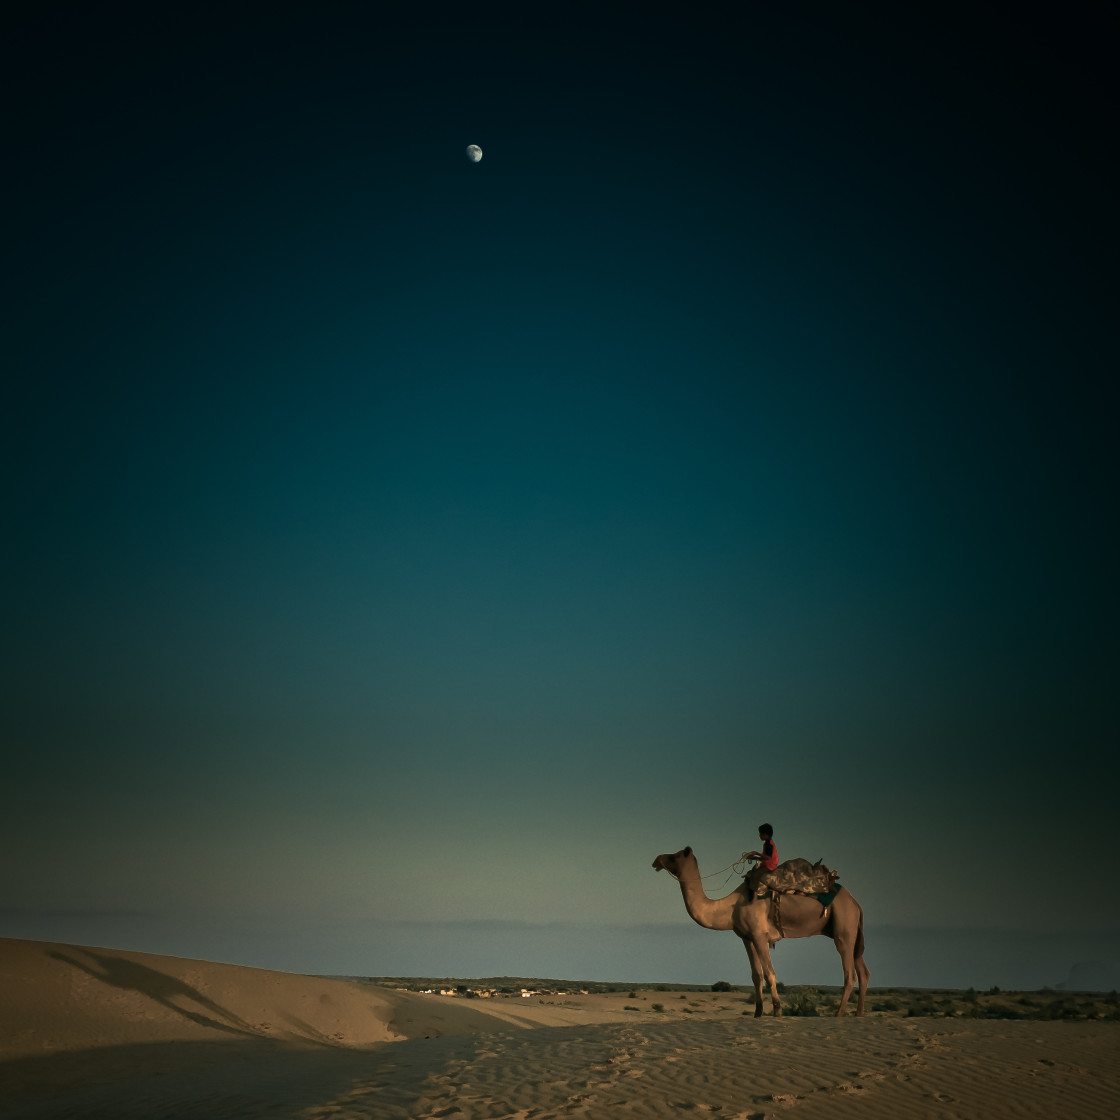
[286,1018,1118,1120]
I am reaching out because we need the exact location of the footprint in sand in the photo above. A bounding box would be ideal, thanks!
[757,1093,803,1107]
[339,1082,382,1100]
[591,1050,631,1072]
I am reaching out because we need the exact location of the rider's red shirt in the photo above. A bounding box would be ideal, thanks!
[761,840,778,871]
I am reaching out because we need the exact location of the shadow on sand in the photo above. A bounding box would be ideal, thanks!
[47,948,259,1037]
[0,1033,472,1120]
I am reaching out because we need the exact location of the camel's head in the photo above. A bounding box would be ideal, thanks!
[652,846,693,879]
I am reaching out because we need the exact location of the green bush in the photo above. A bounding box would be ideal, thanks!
[783,988,820,1017]
[982,1003,1023,1019]
[1038,1000,1081,1021]
[711,980,733,992]
[906,999,939,1018]
[872,998,901,1012]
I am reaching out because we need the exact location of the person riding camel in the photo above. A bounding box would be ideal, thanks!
[745,822,779,899]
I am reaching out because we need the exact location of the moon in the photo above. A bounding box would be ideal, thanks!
[466,144,482,163]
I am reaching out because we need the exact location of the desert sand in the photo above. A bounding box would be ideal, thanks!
[2,938,1117,1119]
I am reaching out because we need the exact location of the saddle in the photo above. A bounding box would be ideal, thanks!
[757,857,839,896]
[754,859,841,933]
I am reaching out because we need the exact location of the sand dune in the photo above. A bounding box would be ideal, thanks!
[3,938,1117,1118]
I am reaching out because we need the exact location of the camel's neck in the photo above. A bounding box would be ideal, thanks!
[674,863,739,932]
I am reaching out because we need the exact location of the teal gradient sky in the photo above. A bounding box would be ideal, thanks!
[4,4,1117,989]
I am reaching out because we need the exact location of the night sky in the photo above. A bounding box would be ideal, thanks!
[5,4,1118,990]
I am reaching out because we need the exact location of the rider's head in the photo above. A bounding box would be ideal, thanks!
[758,823,773,839]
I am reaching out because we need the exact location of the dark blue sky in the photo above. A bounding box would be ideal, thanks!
[4,3,1117,988]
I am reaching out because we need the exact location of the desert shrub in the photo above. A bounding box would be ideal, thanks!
[982,1003,1024,1019]
[1106,990,1119,1006]
[1039,1000,1082,1021]
[628,991,637,999]
[711,980,732,992]
[783,988,820,1017]
[964,987,978,1003]
[651,1003,665,1012]
[987,985,1001,995]
[624,1005,641,1011]
[776,982,787,994]
[906,998,939,1018]
[872,998,902,1012]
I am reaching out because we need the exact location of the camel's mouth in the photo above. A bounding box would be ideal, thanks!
[653,846,692,878]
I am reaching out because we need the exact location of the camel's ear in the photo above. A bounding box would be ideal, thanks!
[683,846,692,857]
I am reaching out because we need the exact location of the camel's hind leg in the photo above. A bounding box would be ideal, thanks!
[854,950,870,1016]
[833,910,868,1017]
[834,946,856,1016]
[853,914,870,1016]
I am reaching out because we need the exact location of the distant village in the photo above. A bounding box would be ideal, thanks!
[416,986,590,1000]
[355,977,655,999]
[354,976,724,1000]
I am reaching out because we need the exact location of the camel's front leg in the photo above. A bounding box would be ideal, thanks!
[751,932,782,1017]
[743,938,765,1018]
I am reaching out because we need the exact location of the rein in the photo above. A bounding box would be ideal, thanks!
[673,852,755,887]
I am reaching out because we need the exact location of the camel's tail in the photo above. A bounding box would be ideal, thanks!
[855,905,865,961]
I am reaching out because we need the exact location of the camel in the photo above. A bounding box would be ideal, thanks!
[653,846,869,1017]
